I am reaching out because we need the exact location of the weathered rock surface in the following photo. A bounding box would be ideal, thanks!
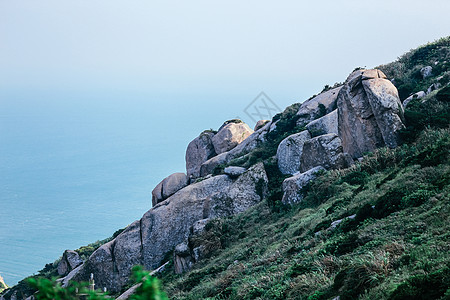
[224,166,247,178]
[171,218,222,275]
[282,166,326,205]
[337,69,405,159]
[300,134,352,172]
[211,121,253,154]
[297,86,342,127]
[420,66,433,79]
[306,109,338,137]
[403,91,426,108]
[276,131,311,175]
[67,163,268,292]
[209,162,268,217]
[151,173,188,206]
[173,242,194,274]
[254,120,270,131]
[57,250,83,276]
[186,131,217,179]
[427,82,441,94]
[199,121,272,177]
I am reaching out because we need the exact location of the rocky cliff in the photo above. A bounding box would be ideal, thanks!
[50,67,406,294]
[3,37,449,300]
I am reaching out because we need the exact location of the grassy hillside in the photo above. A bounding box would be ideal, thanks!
[157,38,450,299]
[1,37,449,300]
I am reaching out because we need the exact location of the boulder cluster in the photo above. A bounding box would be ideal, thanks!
[402,65,443,108]
[56,69,405,294]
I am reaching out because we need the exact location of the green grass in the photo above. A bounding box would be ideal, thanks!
[3,36,450,300]
[158,125,450,299]
[378,36,450,101]
[158,79,450,299]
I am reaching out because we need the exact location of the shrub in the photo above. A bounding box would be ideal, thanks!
[340,170,369,186]
[287,263,311,278]
[333,261,385,300]
[326,233,363,255]
[389,266,450,300]
[372,189,407,219]
[401,189,434,208]
[129,266,168,300]
[436,85,450,102]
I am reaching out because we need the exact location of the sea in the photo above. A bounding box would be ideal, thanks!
[0,90,238,287]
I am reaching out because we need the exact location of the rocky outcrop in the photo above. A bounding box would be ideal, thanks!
[276,131,311,175]
[337,69,405,159]
[173,242,194,274]
[186,121,253,180]
[57,250,83,276]
[420,66,433,79]
[173,218,221,275]
[208,162,268,218]
[212,121,253,155]
[403,91,425,108]
[151,173,188,206]
[427,82,441,94]
[254,120,270,131]
[282,166,326,205]
[296,86,342,127]
[186,131,217,179]
[199,121,272,177]
[300,134,352,172]
[224,166,246,178]
[66,163,268,292]
[306,109,338,137]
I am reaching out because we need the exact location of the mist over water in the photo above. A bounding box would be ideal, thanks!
[0,91,199,285]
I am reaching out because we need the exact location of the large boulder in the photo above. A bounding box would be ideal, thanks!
[282,166,326,205]
[186,131,217,179]
[300,134,352,172]
[57,250,83,276]
[209,162,268,217]
[211,121,253,154]
[276,131,311,175]
[173,242,194,274]
[68,164,268,292]
[420,66,433,79]
[199,121,272,177]
[306,109,338,137]
[151,173,188,206]
[337,69,405,159]
[172,218,221,275]
[254,120,270,131]
[224,166,247,178]
[296,86,342,127]
[403,91,425,108]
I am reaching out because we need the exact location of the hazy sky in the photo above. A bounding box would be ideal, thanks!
[1,0,450,150]
[2,1,449,118]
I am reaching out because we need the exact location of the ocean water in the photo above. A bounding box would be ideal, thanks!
[0,93,215,286]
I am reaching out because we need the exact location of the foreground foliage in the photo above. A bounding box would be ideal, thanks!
[27,266,167,300]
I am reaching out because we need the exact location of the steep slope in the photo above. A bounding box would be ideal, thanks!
[156,38,450,299]
[1,37,449,300]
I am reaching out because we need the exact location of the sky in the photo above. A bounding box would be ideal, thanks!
[0,0,450,286]
[1,1,449,129]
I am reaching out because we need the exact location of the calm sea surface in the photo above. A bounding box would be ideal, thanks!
[0,95,211,286]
